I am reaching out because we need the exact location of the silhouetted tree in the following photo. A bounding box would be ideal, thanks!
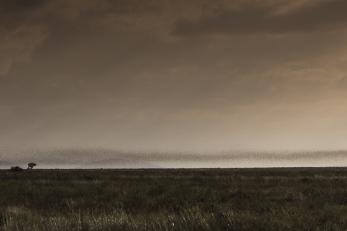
[27,162,37,170]
[10,166,23,172]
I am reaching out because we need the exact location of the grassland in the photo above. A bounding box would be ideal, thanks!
[1,168,347,230]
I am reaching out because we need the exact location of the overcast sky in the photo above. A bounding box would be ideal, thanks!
[2,0,347,165]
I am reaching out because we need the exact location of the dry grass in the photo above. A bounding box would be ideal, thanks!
[1,168,347,230]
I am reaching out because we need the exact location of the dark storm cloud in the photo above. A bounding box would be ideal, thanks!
[0,0,46,11]
[2,0,347,157]
[174,0,347,36]
[0,0,47,28]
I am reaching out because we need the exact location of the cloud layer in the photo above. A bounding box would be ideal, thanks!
[174,0,347,36]
[1,0,347,160]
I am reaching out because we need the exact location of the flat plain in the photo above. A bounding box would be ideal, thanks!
[1,168,347,230]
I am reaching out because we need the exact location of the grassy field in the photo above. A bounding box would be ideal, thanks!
[1,168,347,230]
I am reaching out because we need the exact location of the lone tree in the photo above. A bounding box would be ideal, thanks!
[27,162,37,170]
[10,166,23,172]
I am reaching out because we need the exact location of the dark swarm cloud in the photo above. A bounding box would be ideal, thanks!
[174,0,347,36]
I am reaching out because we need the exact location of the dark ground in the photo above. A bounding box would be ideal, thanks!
[1,168,347,230]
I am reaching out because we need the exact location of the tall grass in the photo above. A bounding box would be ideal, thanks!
[1,168,347,230]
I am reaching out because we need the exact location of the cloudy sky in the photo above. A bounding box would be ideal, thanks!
[2,0,347,166]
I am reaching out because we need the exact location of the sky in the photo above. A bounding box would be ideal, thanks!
[1,0,347,167]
